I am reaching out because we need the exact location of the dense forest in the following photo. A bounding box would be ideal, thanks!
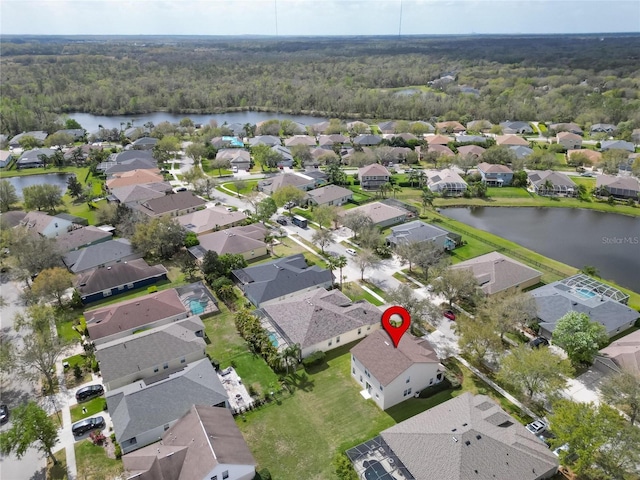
[1,35,639,136]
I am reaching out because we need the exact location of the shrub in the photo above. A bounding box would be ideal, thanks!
[114,441,122,459]
[256,468,272,480]
[91,359,99,373]
[147,285,158,294]
[73,364,83,380]
[302,350,325,368]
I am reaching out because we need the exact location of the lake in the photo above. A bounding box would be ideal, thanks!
[6,173,74,198]
[67,111,331,134]
[442,207,640,291]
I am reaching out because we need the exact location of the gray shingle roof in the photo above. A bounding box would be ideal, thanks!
[136,191,206,216]
[109,182,172,204]
[233,254,333,306]
[351,330,440,386]
[63,238,139,273]
[17,148,57,165]
[386,220,449,246]
[353,134,382,146]
[261,288,381,349]
[305,185,353,205]
[380,393,558,480]
[196,223,267,255]
[105,158,158,175]
[75,259,167,299]
[107,359,228,444]
[54,225,113,252]
[249,135,281,147]
[96,316,206,384]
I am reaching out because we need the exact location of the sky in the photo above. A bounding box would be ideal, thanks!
[1,0,639,36]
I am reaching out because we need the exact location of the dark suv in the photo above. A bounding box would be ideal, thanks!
[530,337,549,349]
[75,384,104,402]
[72,416,105,437]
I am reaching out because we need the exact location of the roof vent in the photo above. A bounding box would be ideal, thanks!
[462,423,468,426]
[451,428,457,432]
[465,441,471,446]
[476,434,481,440]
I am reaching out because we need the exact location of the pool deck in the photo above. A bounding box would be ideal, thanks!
[218,366,254,413]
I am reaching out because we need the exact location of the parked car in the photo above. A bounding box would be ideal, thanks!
[529,337,549,349]
[284,201,296,209]
[443,310,456,321]
[75,384,104,403]
[553,443,569,457]
[525,420,547,435]
[345,248,357,256]
[0,404,9,424]
[580,172,595,177]
[276,217,288,225]
[72,416,105,437]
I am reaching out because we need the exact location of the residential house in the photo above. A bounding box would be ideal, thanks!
[476,162,514,186]
[216,149,251,172]
[341,202,409,228]
[353,134,382,146]
[96,316,207,390]
[466,120,493,132]
[510,145,534,159]
[351,330,444,410]
[85,288,189,345]
[98,150,155,171]
[284,135,316,147]
[134,191,207,218]
[64,144,102,163]
[122,405,256,480]
[457,145,485,159]
[500,121,533,134]
[386,220,455,250]
[549,123,583,135]
[258,288,382,358]
[0,211,27,228]
[302,169,328,186]
[450,252,542,295]
[425,134,451,146]
[62,238,142,274]
[223,123,246,137]
[425,169,468,195]
[232,254,333,307]
[305,185,353,207]
[210,136,244,149]
[75,258,168,304]
[20,211,74,238]
[107,359,228,454]
[54,129,85,141]
[177,206,248,235]
[9,131,48,148]
[55,213,88,226]
[258,172,316,195]
[382,133,418,142]
[358,164,390,190]
[54,225,114,252]
[590,123,617,134]
[428,144,455,157]
[190,224,268,261]
[455,135,489,145]
[594,329,640,377]
[0,150,13,168]
[527,170,577,196]
[600,140,635,152]
[567,149,602,165]
[596,175,640,199]
[530,274,638,339]
[556,132,582,150]
[410,121,434,133]
[271,145,294,167]
[108,182,173,206]
[104,158,159,176]
[435,121,465,134]
[249,135,281,147]
[347,121,371,133]
[105,169,164,191]
[16,148,57,169]
[347,393,558,480]
[131,137,158,150]
[318,134,350,147]
[310,121,331,134]
[496,135,529,147]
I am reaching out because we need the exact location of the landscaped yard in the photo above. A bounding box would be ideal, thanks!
[62,352,93,388]
[218,179,259,196]
[486,187,532,198]
[70,396,106,423]
[74,440,124,480]
[342,282,384,306]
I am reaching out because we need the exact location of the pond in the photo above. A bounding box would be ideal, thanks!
[5,173,74,198]
[442,207,640,291]
[67,111,332,134]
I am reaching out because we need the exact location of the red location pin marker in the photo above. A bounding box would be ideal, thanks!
[381,305,411,348]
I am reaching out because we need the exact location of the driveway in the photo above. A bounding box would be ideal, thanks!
[561,368,606,405]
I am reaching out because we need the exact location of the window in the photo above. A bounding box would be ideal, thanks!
[336,336,340,343]
[352,368,355,374]
[429,378,433,385]
[360,375,363,382]
[164,424,170,431]
[211,476,217,480]
[403,389,408,397]
[163,363,169,370]
[222,472,229,480]
[407,388,412,395]
[357,328,361,335]
[375,393,379,399]
[379,385,383,391]
[328,340,332,346]
[154,367,159,373]
[127,283,134,289]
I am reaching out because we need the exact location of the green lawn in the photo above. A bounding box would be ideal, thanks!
[57,317,84,343]
[74,440,124,480]
[70,396,106,423]
[486,187,532,198]
[571,176,596,190]
[342,282,384,306]
[219,180,259,196]
[270,237,325,268]
[202,304,278,396]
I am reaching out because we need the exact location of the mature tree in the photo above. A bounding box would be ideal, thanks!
[553,311,608,364]
[497,345,573,401]
[252,144,282,170]
[175,250,199,281]
[256,197,278,223]
[566,151,593,168]
[244,191,262,216]
[325,160,348,185]
[0,333,14,388]
[395,241,421,272]
[511,170,529,188]
[273,185,306,212]
[131,217,185,259]
[232,178,247,197]
[457,316,503,366]
[358,225,382,250]
[18,330,68,395]
[599,370,640,425]
[153,135,181,163]
[210,157,231,177]
[18,135,40,150]
[313,204,339,229]
[290,144,313,166]
[31,267,74,308]
[211,277,237,304]
[632,156,640,177]
[9,228,61,284]
[341,211,373,240]
[479,291,537,341]
[549,399,640,479]
[354,248,378,281]
[201,251,247,282]
[94,202,119,226]
[387,284,436,334]
[185,142,207,167]
[44,132,74,148]
[481,145,516,165]
[413,241,446,281]
[64,118,82,130]
[454,154,478,175]
[421,188,436,212]
[312,228,334,254]
[182,166,205,186]
[0,402,60,465]
[600,148,630,175]
[22,184,63,212]
[0,180,18,212]
[327,255,348,289]
[66,175,83,199]
[526,150,556,170]
[256,119,280,136]
[432,268,478,307]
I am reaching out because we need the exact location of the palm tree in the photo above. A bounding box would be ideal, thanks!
[330,255,348,290]
[542,179,554,195]
[421,188,435,212]
[416,170,426,188]
[391,184,402,199]
[408,170,419,187]
[378,182,390,199]
[282,344,301,374]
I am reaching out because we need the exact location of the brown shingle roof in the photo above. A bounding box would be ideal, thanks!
[457,145,486,157]
[197,224,267,255]
[136,191,206,216]
[567,149,602,162]
[351,330,440,386]
[599,329,640,376]
[106,169,163,189]
[85,288,187,341]
[476,162,513,174]
[426,134,451,145]
[358,163,390,178]
[496,135,529,146]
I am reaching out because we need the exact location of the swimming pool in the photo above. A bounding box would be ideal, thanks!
[576,288,596,299]
[189,299,205,315]
[222,136,244,147]
[268,333,279,347]
[363,460,394,480]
